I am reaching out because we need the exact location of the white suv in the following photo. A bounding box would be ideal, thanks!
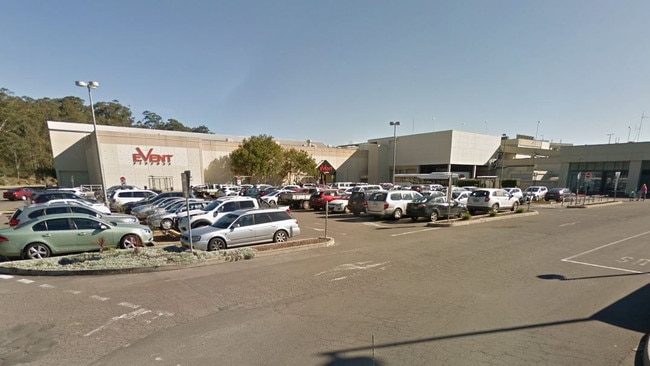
[109,189,157,212]
[467,188,520,214]
[366,190,422,220]
[523,186,548,201]
[177,196,259,231]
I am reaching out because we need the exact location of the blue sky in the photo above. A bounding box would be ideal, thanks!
[3,1,650,146]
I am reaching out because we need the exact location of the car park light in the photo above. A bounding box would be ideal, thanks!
[9,219,19,227]
[0,236,8,242]
[383,203,389,209]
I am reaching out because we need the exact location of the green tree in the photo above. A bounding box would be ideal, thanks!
[94,100,135,126]
[136,110,163,129]
[229,135,284,183]
[280,148,317,184]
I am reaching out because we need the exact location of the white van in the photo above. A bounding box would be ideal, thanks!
[331,182,356,190]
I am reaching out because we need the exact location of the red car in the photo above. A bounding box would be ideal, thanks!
[309,190,343,210]
[3,187,37,201]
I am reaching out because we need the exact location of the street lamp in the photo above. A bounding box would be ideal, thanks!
[390,121,400,184]
[75,80,108,207]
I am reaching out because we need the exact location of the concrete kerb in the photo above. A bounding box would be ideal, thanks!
[0,237,335,276]
[427,210,539,227]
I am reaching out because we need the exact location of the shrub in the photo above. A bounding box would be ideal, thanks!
[516,207,525,213]
[461,213,472,220]
[488,210,498,217]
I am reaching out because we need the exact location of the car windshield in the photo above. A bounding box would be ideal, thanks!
[212,213,239,229]
[202,199,226,212]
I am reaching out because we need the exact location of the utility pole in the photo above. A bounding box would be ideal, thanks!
[607,133,614,144]
[636,113,648,142]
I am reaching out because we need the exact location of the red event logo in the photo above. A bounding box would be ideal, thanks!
[132,147,173,164]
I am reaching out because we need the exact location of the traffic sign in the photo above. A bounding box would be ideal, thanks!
[585,172,592,181]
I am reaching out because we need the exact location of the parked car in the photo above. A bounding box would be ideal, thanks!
[8,202,139,227]
[147,200,209,231]
[406,195,467,222]
[467,188,520,214]
[39,198,111,214]
[123,191,190,214]
[177,196,259,231]
[3,187,37,201]
[109,189,158,212]
[348,190,384,216]
[523,186,548,201]
[32,191,103,205]
[132,197,185,220]
[260,189,293,206]
[309,190,343,210]
[0,213,154,260]
[366,190,423,220]
[452,190,472,205]
[327,194,351,213]
[180,208,300,251]
[545,188,575,202]
[504,188,525,203]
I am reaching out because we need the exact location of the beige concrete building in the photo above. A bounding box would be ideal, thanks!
[48,121,650,196]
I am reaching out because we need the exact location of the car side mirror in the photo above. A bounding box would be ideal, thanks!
[99,224,109,230]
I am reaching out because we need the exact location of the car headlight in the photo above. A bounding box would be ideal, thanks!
[191,235,201,241]
[141,228,152,235]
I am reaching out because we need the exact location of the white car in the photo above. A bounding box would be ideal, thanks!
[327,194,351,213]
[467,188,520,214]
[452,190,471,205]
[260,190,293,206]
[523,186,548,201]
[504,188,524,203]
[366,190,423,220]
[177,196,259,231]
[45,198,111,214]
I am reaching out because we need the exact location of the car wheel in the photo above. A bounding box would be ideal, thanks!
[161,219,173,230]
[393,208,402,220]
[302,200,311,210]
[120,234,141,249]
[343,206,351,214]
[207,237,227,251]
[23,243,51,260]
[429,211,438,222]
[273,230,289,243]
[269,200,277,207]
[410,216,418,222]
[511,202,519,211]
[491,203,499,211]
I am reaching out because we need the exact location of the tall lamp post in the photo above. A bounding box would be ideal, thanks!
[390,121,400,184]
[75,80,108,207]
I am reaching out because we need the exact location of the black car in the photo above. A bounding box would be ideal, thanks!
[123,191,189,214]
[406,195,466,222]
[31,191,98,204]
[348,190,383,216]
[544,188,574,202]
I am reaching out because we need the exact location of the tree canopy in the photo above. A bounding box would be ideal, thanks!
[0,87,213,181]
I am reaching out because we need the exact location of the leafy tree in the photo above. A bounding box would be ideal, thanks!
[136,110,163,129]
[280,148,317,183]
[191,125,212,134]
[229,135,284,183]
[94,100,135,126]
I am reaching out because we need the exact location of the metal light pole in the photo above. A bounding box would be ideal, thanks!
[390,121,400,184]
[75,80,108,207]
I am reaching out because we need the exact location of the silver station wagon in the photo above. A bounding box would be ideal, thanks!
[181,208,301,251]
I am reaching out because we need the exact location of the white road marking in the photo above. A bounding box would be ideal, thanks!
[391,228,439,237]
[17,279,34,284]
[39,284,55,289]
[118,302,141,309]
[562,230,650,261]
[66,290,82,295]
[331,276,347,281]
[0,274,13,280]
[312,228,325,232]
[559,222,579,227]
[90,295,109,301]
[364,222,386,228]
[562,230,650,273]
[316,261,390,276]
[84,308,152,337]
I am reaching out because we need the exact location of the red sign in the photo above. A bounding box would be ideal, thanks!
[585,172,592,181]
[132,147,173,164]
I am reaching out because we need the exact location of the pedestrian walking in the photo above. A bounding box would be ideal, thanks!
[642,184,648,201]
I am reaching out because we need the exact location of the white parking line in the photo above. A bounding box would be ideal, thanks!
[84,308,152,337]
[39,284,56,289]
[0,274,14,280]
[90,295,110,301]
[364,222,387,228]
[559,222,579,227]
[119,302,141,309]
[17,279,34,284]
[391,228,439,237]
[561,230,650,273]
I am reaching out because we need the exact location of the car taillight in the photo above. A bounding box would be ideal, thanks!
[383,203,389,209]
[418,204,426,209]
[485,196,490,202]
[9,218,19,227]
[363,201,368,207]
[0,236,9,242]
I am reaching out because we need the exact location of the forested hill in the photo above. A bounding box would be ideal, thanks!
[0,88,212,181]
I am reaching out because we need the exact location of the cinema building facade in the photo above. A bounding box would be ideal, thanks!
[48,121,650,196]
